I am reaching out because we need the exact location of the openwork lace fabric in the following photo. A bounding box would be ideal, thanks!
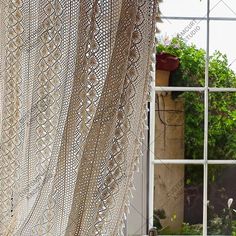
[0,0,157,235]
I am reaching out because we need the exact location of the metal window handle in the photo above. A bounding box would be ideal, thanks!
[149,228,158,236]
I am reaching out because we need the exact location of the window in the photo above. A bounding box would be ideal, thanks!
[148,1,236,235]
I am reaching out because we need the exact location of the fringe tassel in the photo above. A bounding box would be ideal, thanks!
[118,1,162,235]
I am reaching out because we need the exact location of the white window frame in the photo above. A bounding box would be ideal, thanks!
[148,1,236,235]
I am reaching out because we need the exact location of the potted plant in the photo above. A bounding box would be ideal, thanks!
[156,52,180,86]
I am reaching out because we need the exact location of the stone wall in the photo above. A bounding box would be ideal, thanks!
[154,92,185,231]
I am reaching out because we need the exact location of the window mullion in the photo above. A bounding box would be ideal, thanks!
[203,1,210,235]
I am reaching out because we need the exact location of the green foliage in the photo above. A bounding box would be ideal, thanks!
[232,221,236,236]
[156,37,236,184]
[156,223,202,235]
[208,198,236,235]
[153,208,203,235]
[153,208,166,231]
[181,223,202,235]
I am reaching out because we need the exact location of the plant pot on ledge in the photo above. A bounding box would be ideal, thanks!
[156,53,180,86]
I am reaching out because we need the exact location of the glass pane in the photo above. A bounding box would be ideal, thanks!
[157,19,206,51]
[154,92,204,160]
[208,165,236,235]
[209,21,236,80]
[154,164,203,235]
[160,0,207,17]
[210,0,236,17]
[156,20,206,87]
[208,92,236,160]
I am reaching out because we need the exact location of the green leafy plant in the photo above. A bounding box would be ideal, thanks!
[208,198,236,235]
[156,223,202,235]
[153,208,166,231]
[181,223,203,235]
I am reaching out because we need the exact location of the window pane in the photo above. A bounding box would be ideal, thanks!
[209,21,236,81]
[154,164,203,235]
[208,92,236,160]
[156,20,206,87]
[155,92,204,160]
[160,0,207,17]
[157,19,206,53]
[208,165,236,235]
[210,0,236,17]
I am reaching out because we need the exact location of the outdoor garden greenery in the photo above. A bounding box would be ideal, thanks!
[155,36,236,235]
[156,36,236,163]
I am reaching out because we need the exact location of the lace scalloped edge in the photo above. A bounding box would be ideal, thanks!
[116,1,161,235]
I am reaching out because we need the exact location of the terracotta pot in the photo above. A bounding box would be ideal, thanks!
[156,52,180,72]
[156,69,170,86]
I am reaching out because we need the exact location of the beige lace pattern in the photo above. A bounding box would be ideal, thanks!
[0,0,157,235]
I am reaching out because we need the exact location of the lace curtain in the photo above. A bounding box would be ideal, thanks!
[0,0,157,235]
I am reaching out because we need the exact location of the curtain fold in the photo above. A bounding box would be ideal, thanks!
[0,0,157,235]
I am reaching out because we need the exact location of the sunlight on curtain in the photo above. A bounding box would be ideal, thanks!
[0,0,157,235]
